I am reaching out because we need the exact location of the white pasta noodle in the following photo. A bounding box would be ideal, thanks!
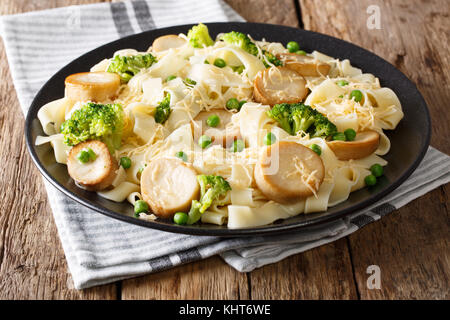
[148,49,191,80]
[304,181,335,213]
[142,77,164,105]
[35,26,404,228]
[112,166,127,187]
[230,188,254,206]
[90,58,110,72]
[37,98,73,135]
[35,133,71,164]
[97,182,140,202]
[229,164,253,189]
[328,167,358,206]
[201,210,228,225]
[228,203,289,229]
[126,191,142,205]
[133,111,157,143]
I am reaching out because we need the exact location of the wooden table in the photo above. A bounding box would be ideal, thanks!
[0,0,448,300]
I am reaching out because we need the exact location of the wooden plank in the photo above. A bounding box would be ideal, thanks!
[0,0,117,299]
[249,239,358,299]
[224,0,299,27]
[349,186,449,299]
[121,257,250,300]
[300,0,450,299]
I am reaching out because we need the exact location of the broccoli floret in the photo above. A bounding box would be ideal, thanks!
[154,93,171,124]
[187,23,215,48]
[60,102,124,152]
[291,104,337,137]
[310,113,338,138]
[267,103,337,138]
[219,31,282,68]
[219,31,259,56]
[187,175,232,224]
[266,103,294,135]
[107,53,157,82]
[290,103,318,134]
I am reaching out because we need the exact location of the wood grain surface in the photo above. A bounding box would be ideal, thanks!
[0,0,448,300]
[299,0,450,299]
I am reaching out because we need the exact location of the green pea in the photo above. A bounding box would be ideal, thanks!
[264,132,276,146]
[296,50,307,56]
[344,128,357,141]
[207,114,220,127]
[76,150,90,164]
[364,174,377,187]
[134,200,149,216]
[174,212,188,225]
[287,41,300,53]
[120,156,132,169]
[332,132,347,141]
[350,89,363,102]
[370,164,384,177]
[337,80,349,86]
[175,151,188,162]
[338,95,344,98]
[310,144,322,156]
[239,100,247,109]
[204,60,210,64]
[166,75,176,82]
[198,135,212,149]
[226,98,240,110]
[231,139,245,152]
[213,58,226,68]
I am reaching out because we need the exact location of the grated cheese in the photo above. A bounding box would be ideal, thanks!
[284,156,320,198]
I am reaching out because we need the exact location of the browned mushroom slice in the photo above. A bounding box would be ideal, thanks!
[67,140,118,191]
[327,130,380,160]
[253,67,308,106]
[277,53,331,77]
[152,35,187,52]
[65,72,120,102]
[140,158,200,218]
[254,141,325,203]
[192,109,241,147]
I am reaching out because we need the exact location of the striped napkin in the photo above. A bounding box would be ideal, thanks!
[1,0,449,290]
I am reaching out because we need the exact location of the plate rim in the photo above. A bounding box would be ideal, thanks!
[24,22,431,237]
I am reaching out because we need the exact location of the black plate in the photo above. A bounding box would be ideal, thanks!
[25,22,431,236]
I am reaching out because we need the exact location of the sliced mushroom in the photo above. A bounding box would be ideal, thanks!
[151,35,187,53]
[140,158,200,218]
[253,67,308,106]
[65,72,120,102]
[67,140,118,191]
[192,109,241,148]
[254,141,325,203]
[277,53,331,77]
[327,130,380,160]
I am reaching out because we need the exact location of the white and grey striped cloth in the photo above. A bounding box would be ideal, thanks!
[1,0,449,290]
